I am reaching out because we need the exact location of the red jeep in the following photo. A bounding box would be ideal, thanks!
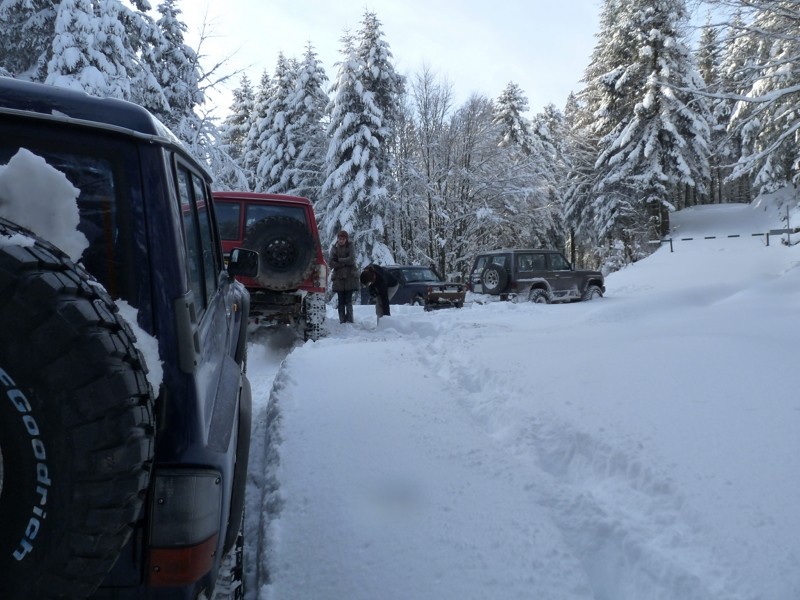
[213,192,327,340]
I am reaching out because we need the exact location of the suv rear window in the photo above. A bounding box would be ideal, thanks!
[0,125,138,302]
[215,200,308,241]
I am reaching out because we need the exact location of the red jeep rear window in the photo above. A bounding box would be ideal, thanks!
[246,204,307,228]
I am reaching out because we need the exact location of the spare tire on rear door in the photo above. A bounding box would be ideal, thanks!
[244,215,315,291]
[481,265,508,295]
[0,218,155,599]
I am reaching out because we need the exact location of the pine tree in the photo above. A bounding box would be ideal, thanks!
[45,0,132,98]
[0,0,55,77]
[147,0,203,131]
[244,70,273,192]
[283,43,329,201]
[218,74,256,190]
[588,0,711,248]
[354,11,405,256]
[696,14,727,204]
[493,81,534,153]
[725,3,800,195]
[256,54,299,194]
[318,33,392,265]
[562,92,604,265]
[355,10,405,165]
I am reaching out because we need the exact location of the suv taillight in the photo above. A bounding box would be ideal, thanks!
[147,469,222,586]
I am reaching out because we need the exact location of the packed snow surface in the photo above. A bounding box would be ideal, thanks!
[243,200,800,600]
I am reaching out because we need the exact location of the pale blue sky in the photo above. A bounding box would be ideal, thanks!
[181,1,603,116]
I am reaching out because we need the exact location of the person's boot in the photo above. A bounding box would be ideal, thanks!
[345,303,353,323]
[338,305,346,324]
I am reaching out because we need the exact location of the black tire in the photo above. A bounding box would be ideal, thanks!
[211,515,245,600]
[411,295,425,306]
[302,292,326,342]
[0,219,155,599]
[528,288,549,304]
[244,216,316,291]
[480,265,508,295]
[581,284,603,301]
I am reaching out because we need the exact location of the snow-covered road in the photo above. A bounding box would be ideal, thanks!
[241,201,800,600]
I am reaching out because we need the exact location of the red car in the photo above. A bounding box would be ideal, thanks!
[213,192,328,340]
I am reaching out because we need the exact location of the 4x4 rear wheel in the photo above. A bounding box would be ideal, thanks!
[0,219,155,599]
[480,265,508,295]
[244,216,316,291]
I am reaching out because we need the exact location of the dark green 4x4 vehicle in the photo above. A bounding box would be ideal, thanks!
[469,248,605,303]
[0,77,258,599]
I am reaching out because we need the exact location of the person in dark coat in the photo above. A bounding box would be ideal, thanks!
[360,264,399,319]
[329,230,359,323]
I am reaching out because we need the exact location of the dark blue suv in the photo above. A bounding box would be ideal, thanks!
[360,265,466,310]
[0,78,257,599]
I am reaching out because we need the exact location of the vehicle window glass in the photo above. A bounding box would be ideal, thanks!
[530,253,546,270]
[245,204,307,228]
[517,254,533,271]
[192,173,220,304]
[404,268,439,282]
[215,201,241,240]
[0,139,135,302]
[549,253,570,270]
[489,255,507,267]
[176,166,206,309]
[473,256,487,274]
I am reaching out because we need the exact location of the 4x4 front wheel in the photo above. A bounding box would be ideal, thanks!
[581,285,603,301]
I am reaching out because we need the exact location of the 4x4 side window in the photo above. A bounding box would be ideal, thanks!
[548,253,571,271]
[176,164,219,310]
[516,253,546,272]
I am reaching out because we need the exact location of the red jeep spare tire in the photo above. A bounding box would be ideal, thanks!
[0,218,155,599]
[244,215,316,291]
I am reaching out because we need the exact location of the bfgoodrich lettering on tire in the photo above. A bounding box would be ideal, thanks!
[0,219,155,599]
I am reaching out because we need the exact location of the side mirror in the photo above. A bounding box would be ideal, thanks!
[227,247,259,278]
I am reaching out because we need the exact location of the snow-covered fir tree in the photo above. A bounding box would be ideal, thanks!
[0,0,56,78]
[254,53,299,193]
[147,0,202,131]
[493,81,535,153]
[724,2,800,197]
[243,70,273,192]
[217,74,256,190]
[355,10,405,168]
[584,0,711,262]
[696,13,728,204]
[318,32,392,265]
[46,0,134,98]
[283,43,329,201]
[562,92,605,266]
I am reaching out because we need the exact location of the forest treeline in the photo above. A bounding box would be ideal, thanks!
[0,0,797,275]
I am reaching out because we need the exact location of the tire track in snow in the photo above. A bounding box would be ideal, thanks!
[242,329,298,599]
[419,323,751,600]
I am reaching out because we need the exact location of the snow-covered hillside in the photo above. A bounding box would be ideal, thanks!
[243,198,800,600]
